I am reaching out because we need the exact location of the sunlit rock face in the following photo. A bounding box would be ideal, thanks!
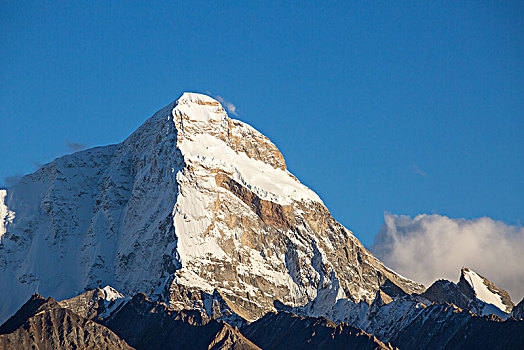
[0,92,424,324]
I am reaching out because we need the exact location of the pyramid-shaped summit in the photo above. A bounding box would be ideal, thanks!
[0,92,424,323]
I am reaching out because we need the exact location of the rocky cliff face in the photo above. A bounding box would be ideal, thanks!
[0,92,423,324]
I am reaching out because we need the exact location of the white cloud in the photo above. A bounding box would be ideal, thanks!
[370,213,524,302]
[215,95,238,116]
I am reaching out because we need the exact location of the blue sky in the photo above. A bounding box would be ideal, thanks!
[1,1,523,246]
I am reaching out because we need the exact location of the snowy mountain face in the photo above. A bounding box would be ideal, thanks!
[0,92,424,324]
[460,267,513,314]
[0,102,182,323]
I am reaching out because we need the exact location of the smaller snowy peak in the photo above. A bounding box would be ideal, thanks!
[101,286,125,302]
[420,268,513,318]
[58,286,127,321]
[460,267,513,313]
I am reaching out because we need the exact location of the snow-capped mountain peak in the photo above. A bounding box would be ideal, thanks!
[0,92,424,324]
[101,285,125,302]
[176,92,227,122]
[460,267,513,313]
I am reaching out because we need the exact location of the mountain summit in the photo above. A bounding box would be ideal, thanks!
[0,92,423,323]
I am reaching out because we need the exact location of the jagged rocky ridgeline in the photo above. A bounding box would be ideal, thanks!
[0,290,393,350]
[1,285,523,350]
[0,93,522,348]
[0,293,132,350]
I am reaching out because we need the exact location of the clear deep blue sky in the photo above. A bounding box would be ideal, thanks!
[1,1,523,246]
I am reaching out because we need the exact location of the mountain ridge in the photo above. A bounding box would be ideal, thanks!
[2,285,522,350]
